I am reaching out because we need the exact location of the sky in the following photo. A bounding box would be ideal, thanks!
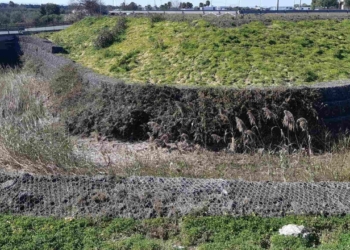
[7,0,312,8]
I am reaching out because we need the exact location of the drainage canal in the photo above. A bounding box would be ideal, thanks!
[0,35,21,67]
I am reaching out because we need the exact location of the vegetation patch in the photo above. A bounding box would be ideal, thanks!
[93,16,127,49]
[0,67,94,174]
[51,17,350,87]
[56,62,321,150]
[1,214,350,249]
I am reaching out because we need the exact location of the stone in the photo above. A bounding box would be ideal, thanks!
[279,224,310,238]
[1,179,16,189]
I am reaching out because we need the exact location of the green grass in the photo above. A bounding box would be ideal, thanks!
[50,17,350,87]
[2,214,350,249]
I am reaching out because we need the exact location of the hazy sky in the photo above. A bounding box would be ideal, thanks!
[8,0,312,8]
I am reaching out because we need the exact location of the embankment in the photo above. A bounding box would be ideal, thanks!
[16,36,350,150]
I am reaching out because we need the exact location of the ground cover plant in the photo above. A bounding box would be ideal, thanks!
[50,16,350,87]
[2,214,350,249]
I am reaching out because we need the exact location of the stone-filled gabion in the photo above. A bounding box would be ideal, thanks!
[1,170,350,218]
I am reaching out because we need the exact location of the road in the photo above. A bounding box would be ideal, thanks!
[0,25,71,36]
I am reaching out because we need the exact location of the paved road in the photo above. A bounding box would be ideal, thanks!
[0,25,71,36]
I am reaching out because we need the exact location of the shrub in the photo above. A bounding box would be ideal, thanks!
[94,17,127,49]
[150,14,165,27]
[93,29,115,49]
[50,64,83,97]
[270,234,318,249]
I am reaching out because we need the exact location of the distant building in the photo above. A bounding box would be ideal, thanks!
[269,6,294,10]
[200,6,229,11]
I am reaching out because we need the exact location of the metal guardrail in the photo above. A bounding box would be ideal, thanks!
[109,9,350,15]
[109,10,239,15]
[0,24,72,36]
[240,9,350,14]
[0,22,73,32]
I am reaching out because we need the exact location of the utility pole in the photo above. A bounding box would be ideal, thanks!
[299,0,301,8]
[277,0,279,11]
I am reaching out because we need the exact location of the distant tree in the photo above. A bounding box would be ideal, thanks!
[345,0,350,8]
[70,0,100,15]
[0,14,10,24]
[302,3,309,6]
[167,1,172,8]
[10,11,23,23]
[45,3,60,15]
[187,2,193,8]
[180,2,193,8]
[9,1,16,7]
[40,4,46,15]
[199,2,204,7]
[314,0,337,8]
[311,0,316,8]
[205,0,210,6]
[121,1,138,10]
[145,4,152,10]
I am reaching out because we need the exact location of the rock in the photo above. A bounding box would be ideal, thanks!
[92,175,107,182]
[279,224,310,238]
[1,179,16,189]
[21,173,33,182]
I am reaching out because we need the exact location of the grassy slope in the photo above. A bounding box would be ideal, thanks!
[2,214,350,249]
[51,17,350,87]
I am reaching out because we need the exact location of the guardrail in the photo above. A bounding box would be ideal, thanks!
[241,9,350,14]
[0,22,74,33]
[109,10,239,15]
[0,24,72,36]
[109,9,350,15]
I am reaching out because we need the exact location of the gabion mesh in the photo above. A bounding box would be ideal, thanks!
[1,170,350,218]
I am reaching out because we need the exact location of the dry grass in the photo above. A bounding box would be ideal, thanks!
[0,68,95,175]
[2,67,350,182]
[73,137,350,182]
